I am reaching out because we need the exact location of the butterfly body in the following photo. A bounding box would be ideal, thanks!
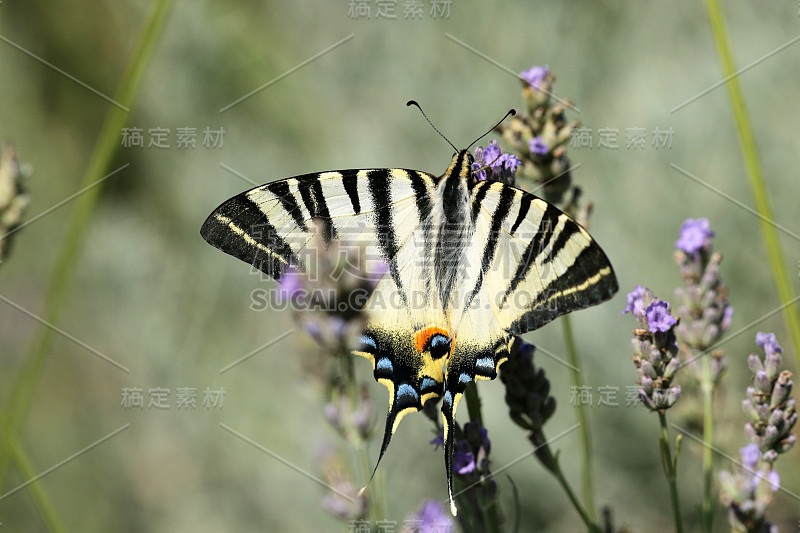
[201,149,617,515]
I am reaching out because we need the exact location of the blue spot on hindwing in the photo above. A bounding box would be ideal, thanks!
[475,356,494,373]
[421,377,438,392]
[459,373,472,385]
[397,383,419,402]
[359,334,377,351]
[443,390,453,407]
[428,334,452,359]
[376,358,393,372]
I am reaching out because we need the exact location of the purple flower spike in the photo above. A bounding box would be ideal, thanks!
[482,140,501,165]
[622,284,646,316]
[520,64,549,89]
[497,152,521,175]
[472,162,487,181]
[675,217,714,255]
[429,429,444,450]
[646,300,677,332]
[756,332,783,356]
[740,443,761,469]
[529,136,549,155]
[454,450,476,474]
[413,500,454,533]
[277,269,303,303]
[767,470,780,492]
[478,426,491,451]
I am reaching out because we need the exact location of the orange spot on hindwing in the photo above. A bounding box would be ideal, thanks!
[414,326,454,359]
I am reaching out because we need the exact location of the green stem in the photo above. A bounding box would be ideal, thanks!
[533,431,602,533]
[0,0,174,487]
[704,0,800,365]
[658,412,683,533]
[463,381,483,426]
[461,382,503,533]
[561,314,596,521]
[0,414,67,533]
[700,355,715,532]
[484,497,503,533]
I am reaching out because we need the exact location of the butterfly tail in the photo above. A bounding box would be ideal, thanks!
[366,405,400,486]
[441,389,459,516]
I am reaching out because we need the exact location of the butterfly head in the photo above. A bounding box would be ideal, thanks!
[445,149,475,181]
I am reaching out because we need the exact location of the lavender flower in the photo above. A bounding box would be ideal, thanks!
[481,141,501,166]
[454,446,476,475]
[500,338,556,433]
[429,418,497,528]
[743,332,796,455]
[520,64,549,89]
[500,337,559,474]
[529,136,549,156]
[403,500,454,533]
[494,65,580,211]
[431,421,492,481]
[673,218,732,388]
[756,332,782,358]
[624,287,682,411]
[675,217,714,255]
[646,300,678,332]
[718,444,780,533]
[472,139,521,184]
[429,428,444,450]
[277,268,304,303]
[719,332,795,532]
[622,284,647,317]
[277,221,391,526]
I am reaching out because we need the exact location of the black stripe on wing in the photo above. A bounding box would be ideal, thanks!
[409,170,436,301]
[464,182,516,311]
[266,180,308,232]
[200,193,301,279]
[296,174,337,244]
[509,193,532,235]
[341,169,362,215]
[500,202,560,307]
[368,169,408,305]
[509,235,618,334]
[541,220,579,265]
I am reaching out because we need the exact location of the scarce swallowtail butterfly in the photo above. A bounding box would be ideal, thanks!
[201,103,618,515]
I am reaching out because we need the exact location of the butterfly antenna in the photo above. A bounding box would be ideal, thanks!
[407,100,457,152]
[466,108,516,150]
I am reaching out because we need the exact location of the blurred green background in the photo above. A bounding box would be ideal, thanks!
[1,1,798,531]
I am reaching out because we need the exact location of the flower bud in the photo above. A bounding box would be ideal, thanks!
[754,371,771,394]
[748,353,764,374]
[764,353,782,381]
[663,357,680,379]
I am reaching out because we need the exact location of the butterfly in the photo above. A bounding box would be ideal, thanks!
[200,106,618,515]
